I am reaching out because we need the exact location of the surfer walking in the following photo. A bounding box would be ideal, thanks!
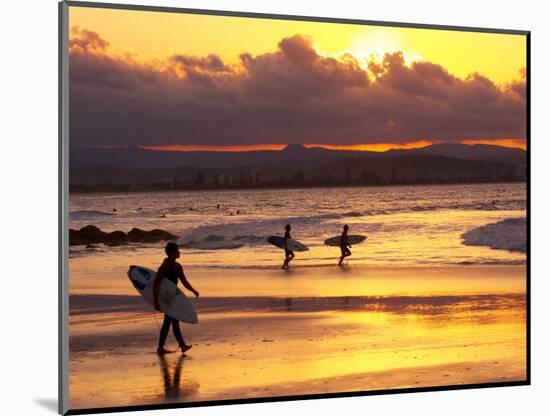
[338,225,352,266]
[282,224,295,269]
[154,242,200,355]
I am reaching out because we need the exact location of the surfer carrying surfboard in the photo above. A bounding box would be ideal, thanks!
[338,225,352,266]
[282,224,295,270]
[154,242,200,355]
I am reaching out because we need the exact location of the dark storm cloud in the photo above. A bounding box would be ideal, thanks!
[68,29,526,148]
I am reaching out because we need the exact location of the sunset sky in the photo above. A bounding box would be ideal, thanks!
[68,6,527,151]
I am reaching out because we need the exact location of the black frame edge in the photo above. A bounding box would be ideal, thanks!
[525,31,531,386]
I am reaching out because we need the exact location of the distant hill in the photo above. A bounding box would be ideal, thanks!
[386,143,525,164]
[69,143,526,192]
[70,143,525,170]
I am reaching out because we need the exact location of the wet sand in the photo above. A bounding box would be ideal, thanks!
[68,265,526,410]
[69,261,526,297]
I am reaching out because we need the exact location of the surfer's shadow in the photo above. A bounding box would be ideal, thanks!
[158,354,200,400]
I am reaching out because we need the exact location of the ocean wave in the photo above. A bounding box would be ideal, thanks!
[342,211,365,217]
[179,234,266,250]
[461,217,526,253]
[177,213,346,250]
[384,201,523,215]
[70,210,116,219]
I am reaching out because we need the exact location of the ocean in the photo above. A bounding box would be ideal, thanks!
[69,182,526,270]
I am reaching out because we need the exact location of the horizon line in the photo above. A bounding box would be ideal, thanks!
[74,139,527,153]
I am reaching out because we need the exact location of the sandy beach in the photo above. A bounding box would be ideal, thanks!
[68,264,526,410]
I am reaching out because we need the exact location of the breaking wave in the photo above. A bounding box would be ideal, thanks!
[70,210,116,220]
[461,217,526,253]
[179,234,266,250]
[177,213,348,250]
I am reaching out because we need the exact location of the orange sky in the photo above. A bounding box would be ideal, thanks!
[70,6,526,84]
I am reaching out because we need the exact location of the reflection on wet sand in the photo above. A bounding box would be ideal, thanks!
[158,354,199,400]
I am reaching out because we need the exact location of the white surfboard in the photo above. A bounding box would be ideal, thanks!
[127,265,198,324]
[267,236,309,252]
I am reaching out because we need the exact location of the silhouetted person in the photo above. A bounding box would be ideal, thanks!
[154,242,199,355]
[338,225,352,266]
[282,224,295,270]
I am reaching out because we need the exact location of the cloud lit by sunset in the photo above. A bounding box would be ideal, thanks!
[68,6,527,151]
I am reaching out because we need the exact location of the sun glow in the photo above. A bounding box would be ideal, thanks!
[70,6,527,85]
[461,139,527,150]
[305,141,434,152]
[139,139,526,153]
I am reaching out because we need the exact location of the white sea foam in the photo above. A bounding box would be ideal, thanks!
[462,217,526,253]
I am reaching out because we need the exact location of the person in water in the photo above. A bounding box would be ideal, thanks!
[154,242,199,355]
[282,224,295,269]
[338,224,352,266]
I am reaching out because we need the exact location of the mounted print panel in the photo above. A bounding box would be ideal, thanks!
[59,1,529,414]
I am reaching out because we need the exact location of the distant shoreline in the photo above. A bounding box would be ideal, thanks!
[69,179,526,196]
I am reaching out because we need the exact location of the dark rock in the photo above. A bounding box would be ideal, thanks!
[104,230,128,246]
[69,225,177,246]
[69,225,106,245]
